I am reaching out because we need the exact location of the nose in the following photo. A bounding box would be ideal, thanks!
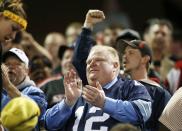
[89,59,97,67]
[6,65,13,69]
[156,32,164,39]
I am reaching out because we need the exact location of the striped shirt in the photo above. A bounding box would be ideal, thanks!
[159,87,182,131]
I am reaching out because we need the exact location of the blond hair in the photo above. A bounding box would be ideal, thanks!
[90,45,120,73]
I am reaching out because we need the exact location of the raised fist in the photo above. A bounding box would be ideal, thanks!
[84,10,105,29]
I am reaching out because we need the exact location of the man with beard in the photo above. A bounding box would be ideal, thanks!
[1,48,47,130]
[143,19,174,82]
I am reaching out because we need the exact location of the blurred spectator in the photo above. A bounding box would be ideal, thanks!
[44,32,66,75]
[41,45,75,108]
[103,24,123,48]
[95,31,104,45]
[1,97,40,131]
[65,22,82,46]
[21,31,52,62]
[29,55,53,87]
[165,30,182,94]
[143,19,174,82]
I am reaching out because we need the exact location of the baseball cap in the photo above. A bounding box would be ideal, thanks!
[1,97,40,131]
[117,40,153,63]
[3,48,29,68]
[116,29,141,42]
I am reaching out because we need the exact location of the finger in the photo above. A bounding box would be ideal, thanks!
[63,72,69,85]
[1,65,9,76]
[89,10,105,19]
[85,85,98,93]
[96,81,102,90]
[82,92,94,103]
[83,87,96,97]
[77,79,82,90]
[70,70,76,82]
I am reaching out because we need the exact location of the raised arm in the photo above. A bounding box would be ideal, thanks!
[72,10,105,85]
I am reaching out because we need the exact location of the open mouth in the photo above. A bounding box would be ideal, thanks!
[4,36,12,43]
[8,70,16,75]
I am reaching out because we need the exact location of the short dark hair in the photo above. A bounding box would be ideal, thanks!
[144,18,173,34]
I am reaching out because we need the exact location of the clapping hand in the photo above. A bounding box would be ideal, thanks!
[64,69,82,106]
[82,81,106,108]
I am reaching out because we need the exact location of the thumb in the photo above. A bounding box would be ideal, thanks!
[96,81,102,90]
[77,79,82,90]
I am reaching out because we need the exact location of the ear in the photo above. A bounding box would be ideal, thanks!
[142,55,150,64]
[113,62,119,72]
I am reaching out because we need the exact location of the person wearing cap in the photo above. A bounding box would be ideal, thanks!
[115,29,142,77]
[117,39,171,131]
[1,48,47,130]
[44,10,152,130]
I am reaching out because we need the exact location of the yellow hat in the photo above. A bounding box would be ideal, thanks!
[1,97,40,131]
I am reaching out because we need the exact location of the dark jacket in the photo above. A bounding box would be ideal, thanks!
[139,81,171,131]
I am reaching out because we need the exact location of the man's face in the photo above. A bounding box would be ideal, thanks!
[145,24,171,51]
[103,28,116,46]
[4,55,28,85]
[0,16,21,43]
[44,34,65,59]
[66,27,81,45]
[86,49,116,86]
[61,49,74,75]
[122,46,143,73]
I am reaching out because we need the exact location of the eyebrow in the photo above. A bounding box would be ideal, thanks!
[86,57,106,63]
